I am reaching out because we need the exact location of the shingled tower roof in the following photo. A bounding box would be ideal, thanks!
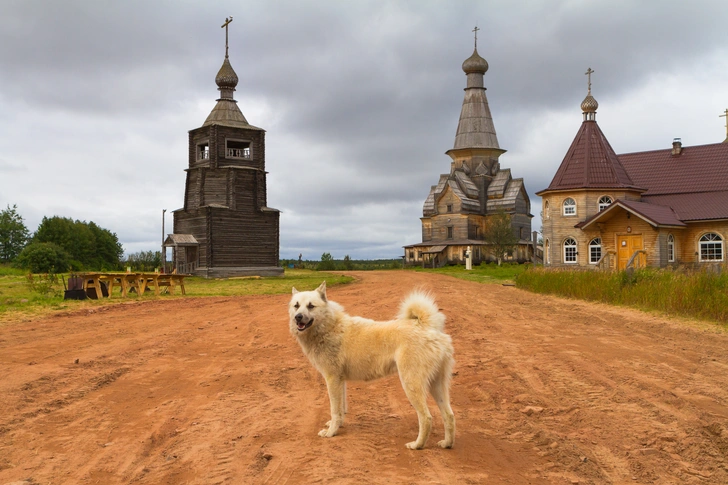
[202,19,262,130]
[538,70,644,194]
[451,34,500,151]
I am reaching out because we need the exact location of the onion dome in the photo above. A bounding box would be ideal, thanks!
[581,93,599,114]
[215,57,239,90]
[462,48,488,74]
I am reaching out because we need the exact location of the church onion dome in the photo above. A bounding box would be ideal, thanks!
[581,93,599,113]
[462,48,488,74]
[215,57,239,89]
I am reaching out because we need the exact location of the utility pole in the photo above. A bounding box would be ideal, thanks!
[162,209,166,272]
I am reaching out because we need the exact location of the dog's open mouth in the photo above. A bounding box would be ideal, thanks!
[297,319,313,331]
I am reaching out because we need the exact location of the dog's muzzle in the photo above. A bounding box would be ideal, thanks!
[295,313,313,332]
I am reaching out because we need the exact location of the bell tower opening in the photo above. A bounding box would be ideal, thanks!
[226,139,251,159]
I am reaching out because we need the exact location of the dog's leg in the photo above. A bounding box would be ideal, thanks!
[401,380,433,450]
[343,381,348,414]
[430,368,455,449]
[319,375,345,438]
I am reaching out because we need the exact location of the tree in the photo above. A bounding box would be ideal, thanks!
[33,216,123,270]
[483,210,518,266]
[343,254,353,270]
[0,204,30,262]
[123,250,161,272]
[15,242,70,273]
[318,252,335,271]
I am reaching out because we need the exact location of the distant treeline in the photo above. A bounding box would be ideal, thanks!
[281,253,402,271]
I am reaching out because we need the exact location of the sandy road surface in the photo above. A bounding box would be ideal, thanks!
[1,271,727,484]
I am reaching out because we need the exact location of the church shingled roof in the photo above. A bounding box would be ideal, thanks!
[540,120,644,192]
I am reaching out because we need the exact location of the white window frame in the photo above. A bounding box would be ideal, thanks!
[563,198,576,216]
[598,195,613,212]
[589,238,602,264]
[563,237,578,264]
[667,234,675,263]
[699,233,723,262]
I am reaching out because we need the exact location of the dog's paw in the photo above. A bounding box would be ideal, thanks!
[438,439,453,449]
[318,428,337,438]
[405,441,424,450]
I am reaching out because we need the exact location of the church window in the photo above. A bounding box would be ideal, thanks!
[197,142,210,160]
[447,227,453,239]
[589,238,602,264]
[544,200,550,219]
[226,139,251,159]
[447,204,453,213]
[598,196,613,212]
[563,198,576,216]
[563,237,577,263]
[667,234,675,262]
[699,233,723,262]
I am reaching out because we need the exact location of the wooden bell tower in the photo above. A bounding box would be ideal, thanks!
[168,17,282,278]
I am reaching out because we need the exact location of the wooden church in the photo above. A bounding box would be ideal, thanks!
[165,19,282,277]
[538,70,728,270]
[404,33,533,267]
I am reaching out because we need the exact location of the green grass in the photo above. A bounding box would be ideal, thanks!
[413,262,528,284]
[0,267,353,325]
[516,266,728,326]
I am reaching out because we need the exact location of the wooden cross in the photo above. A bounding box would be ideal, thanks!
[472,26,480,49]
[585,67,594,94]
[221,16,233,58]
[720,108,728,139]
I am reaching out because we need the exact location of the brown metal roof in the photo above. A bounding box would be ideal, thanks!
[578,199,686,230]
[539,121,644,193]
[617,142,728,221]
[618,142,728,196]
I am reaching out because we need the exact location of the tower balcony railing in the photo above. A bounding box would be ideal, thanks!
[226,148,250,158]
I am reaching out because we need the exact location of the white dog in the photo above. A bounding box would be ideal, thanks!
[288,281,455,449]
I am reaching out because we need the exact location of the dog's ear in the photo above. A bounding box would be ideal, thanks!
[292,287,298,295]
[316,281,327,302]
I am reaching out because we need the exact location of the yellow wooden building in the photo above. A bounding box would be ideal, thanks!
[538,74,728,270]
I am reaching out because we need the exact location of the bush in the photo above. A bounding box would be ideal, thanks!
[15,242,71,273]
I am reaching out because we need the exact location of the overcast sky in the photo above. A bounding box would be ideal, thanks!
[2,0,727,261]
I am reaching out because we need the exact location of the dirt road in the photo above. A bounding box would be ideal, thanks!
[1,271,727,484]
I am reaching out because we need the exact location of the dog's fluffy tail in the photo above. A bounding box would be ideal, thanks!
[397,291,446,332]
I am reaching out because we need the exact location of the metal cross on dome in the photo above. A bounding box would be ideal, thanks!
[720,108,728,139]
[472,25,480,49]
[585,67,595,94]
[222,16,233,58]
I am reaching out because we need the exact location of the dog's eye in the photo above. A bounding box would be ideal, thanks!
[307,303,314,310]
[294,303,300,309]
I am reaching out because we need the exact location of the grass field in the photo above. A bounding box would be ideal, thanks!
[0,267,353,325]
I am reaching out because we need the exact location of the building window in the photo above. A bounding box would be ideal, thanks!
[544,200,550,219]
[598,196,613,212]
[447,226,453,239]
[197,142,210,160]
[563,198,576,216]
[226,139,251,158]
[446,204,453,213]
[699,233,723,261]
[564,237,577,264]
[667,234,675,262]
[589,238,602,264]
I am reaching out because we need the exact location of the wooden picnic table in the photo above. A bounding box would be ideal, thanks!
[80,272,187,299]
